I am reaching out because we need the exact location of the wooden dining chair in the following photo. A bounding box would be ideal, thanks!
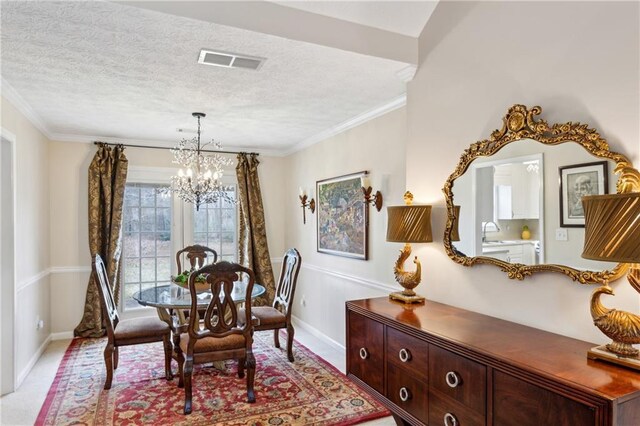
[176,244,218,274]
[251,248,301,362]
[175,261,256,414]
[92,254,173,390]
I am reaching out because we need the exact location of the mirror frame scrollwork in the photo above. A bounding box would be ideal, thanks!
[443,104,639,284]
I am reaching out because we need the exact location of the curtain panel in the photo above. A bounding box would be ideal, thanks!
[74,144,128,338]
[236,153,276,306]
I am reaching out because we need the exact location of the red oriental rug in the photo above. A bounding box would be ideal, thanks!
[36,331,389,425]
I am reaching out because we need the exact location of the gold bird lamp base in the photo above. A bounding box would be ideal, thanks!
[587,345,640,371]
[389,243,425,304]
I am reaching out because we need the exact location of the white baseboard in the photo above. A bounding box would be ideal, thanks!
[292,315,345,352]
[51,331,74,341]
[16,334,51,388]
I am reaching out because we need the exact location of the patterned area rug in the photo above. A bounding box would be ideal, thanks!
[36,332,388,425]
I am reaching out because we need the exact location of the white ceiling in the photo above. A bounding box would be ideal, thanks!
[1,1,437,155]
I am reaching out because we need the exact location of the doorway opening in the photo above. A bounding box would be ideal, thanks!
[1,132,16,395]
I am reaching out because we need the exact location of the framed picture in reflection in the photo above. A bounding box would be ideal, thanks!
[559,161,608,227]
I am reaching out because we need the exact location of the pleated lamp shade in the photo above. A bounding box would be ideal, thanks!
[387,205,433,243]
[451,205,461,242]
[582,193,640,263]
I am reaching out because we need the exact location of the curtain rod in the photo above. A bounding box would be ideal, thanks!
[93,141,259,156]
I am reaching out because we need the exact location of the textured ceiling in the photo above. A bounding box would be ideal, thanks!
[1,1,426,154]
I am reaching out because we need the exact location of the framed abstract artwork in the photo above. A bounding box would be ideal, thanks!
[316,171,368,260]
[559,161,608,227]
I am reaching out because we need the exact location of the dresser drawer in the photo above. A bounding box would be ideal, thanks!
[387,362,429,424]
[493,371,596,426]
[429,389,484,426]
[386,326,429,378]
[347,311,384,394]
[429,345,486,414]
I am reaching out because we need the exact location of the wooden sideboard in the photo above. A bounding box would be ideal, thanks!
[346,297,640,426]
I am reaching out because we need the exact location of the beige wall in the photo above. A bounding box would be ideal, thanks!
[1,96,51,384]
[406,1,639,343]
[283,107,407,346]
[48,141,286,333]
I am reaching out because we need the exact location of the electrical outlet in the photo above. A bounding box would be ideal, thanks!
[37,319,44,330]
[555,228,568,241]
[300,296,306,307]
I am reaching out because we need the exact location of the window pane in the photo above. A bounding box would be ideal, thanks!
[140,233,156,256]
[123,233,139,258]
[221,232,235,254]
[157,257,171,281]
[141,258,156,282]
[124,207,140,232]
[194,232,207,246]
[221,209,234,232]
[125,186,139,207]
[157,192,171,207]
[123,283,140,310]
[140,187,155,207]
[123,258,140,283]
[141,208,155,232]
[208,209,221,231]
[157,208,171,231]
[222,193,235,208]
[194,209,207,232]
[157,232,171,256]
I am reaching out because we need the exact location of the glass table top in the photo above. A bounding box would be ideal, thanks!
[132,282,266,309]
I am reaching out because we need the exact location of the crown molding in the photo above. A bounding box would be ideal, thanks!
[396,65,417,83]
[1,78,52,139]
[282,93,407,157]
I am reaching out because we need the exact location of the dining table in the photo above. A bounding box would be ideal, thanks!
[132,281,266,326]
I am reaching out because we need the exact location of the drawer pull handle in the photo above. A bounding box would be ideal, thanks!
[445,371,461,388]
[359,347,369,360]
[398,348,412,362]
[444,413,458,426]
[399,386,411,402]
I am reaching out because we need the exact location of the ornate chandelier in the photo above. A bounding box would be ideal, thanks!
[164,112,234,210]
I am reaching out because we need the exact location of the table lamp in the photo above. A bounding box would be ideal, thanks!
[582,192,640,369]
[386,191,432,304]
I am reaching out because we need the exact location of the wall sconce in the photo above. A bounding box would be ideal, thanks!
[361,175,383,212]
[299,187,315,224]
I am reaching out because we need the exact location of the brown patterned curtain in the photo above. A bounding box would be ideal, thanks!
[74,144,128,337]
[236,153,275,306]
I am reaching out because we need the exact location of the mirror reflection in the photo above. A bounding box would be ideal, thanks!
[451,139,616,271]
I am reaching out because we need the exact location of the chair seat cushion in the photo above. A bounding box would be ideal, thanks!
[180,333,246,353]
[251,306,287,327]
[114,317,170,340]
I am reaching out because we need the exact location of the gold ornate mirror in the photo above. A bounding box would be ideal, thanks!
[443,105,639,284]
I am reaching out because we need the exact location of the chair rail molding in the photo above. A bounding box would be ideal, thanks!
[302,263,398,293]
[49,266,91,274]
[17,268,51,292]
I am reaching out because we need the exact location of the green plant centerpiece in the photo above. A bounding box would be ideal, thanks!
[172,270,210,292]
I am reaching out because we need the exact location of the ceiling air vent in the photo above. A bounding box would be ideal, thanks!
[198,49,265,71]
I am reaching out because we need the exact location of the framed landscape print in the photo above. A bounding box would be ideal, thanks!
[316,171,368,260]
[559,161,608,227]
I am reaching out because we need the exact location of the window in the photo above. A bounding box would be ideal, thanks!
[121,183,172,310]
[120,171,238,311]
[190,188,238,263]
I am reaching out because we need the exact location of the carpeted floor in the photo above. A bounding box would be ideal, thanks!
[36,332,389,425]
